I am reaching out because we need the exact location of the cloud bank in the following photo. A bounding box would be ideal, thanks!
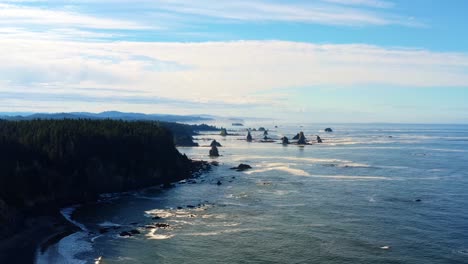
[1,37,468,114]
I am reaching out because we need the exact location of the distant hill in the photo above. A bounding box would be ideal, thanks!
[0,111,213,123]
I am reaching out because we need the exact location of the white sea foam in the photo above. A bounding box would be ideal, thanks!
[307,174,389,180]
[145,228,175,240]
[144,209,175,218]
[57,232,92,264]
[90,235,102,243]
[245,166,310,176]
[98,221,121,228]
[60,206,88,231]
[339,162,372,168]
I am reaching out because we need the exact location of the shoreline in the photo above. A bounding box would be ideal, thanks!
[6,159,210,264]
[0,211,79,264]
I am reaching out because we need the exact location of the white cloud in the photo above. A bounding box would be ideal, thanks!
[0,0,419,30]
[138,0,412,26]
[1,38,468,106]
[0,3,148,29]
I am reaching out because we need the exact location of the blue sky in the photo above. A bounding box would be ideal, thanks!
[0,0,467,123]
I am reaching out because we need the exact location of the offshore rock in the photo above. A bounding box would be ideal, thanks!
[230,163,252,171]
[297,132,307,145]
[209,145,219,157]
[210,140,222,147]
[316,136,323,143]
[246,131,253,142]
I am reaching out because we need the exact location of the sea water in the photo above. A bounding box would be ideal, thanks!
[36,123,468,264]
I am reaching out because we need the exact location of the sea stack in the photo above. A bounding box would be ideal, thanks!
[316,136,323,143]
[209,145,219,157]
[246,131,253,142]
[220,128,228,136]
[281,136,290,145]
[324,128,333,132]
[297,132,307,145]
[210,140,222,147]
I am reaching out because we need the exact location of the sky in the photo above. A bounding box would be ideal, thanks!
[0,0,467,123]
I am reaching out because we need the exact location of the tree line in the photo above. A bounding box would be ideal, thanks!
[0,119,208,208]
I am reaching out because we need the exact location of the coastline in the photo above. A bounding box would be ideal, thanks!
[0,211,79,264]
[2,159,210,264]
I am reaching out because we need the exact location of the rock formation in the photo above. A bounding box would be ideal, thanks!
[297,132,307,144]
[246,131,253,142]
[209,145,219,157]
[210,140,222,147]
[281,136,290,145]
[325,128,333,132]
[220,128,228,136]
[316,136,323,143]
[230,163,252,171]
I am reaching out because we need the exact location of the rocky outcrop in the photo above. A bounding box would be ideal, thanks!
[297,132,307,145]
[209,145,219,157]
[246,131,253,142]
[325,128,333,132]
[230,164,252,171]
[316,136,323,143]
[281,136,290,145]
[220,128,228,136]
[263,130,268,136]
[293,133,300,140]
[258,127,266,131]
[210,140,222,147]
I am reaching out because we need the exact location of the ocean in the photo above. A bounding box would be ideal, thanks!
[36,123,468,264]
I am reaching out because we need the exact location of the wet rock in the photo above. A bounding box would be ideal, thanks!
[293,133,300,140]
[415,199,422,202]
[155,223,170,228]
[187,205,195,208]
[152,216,162,220]
[99,228,111,234]
[297,132,307,145]
[246,131,253,142]
[145,225,156,229]
[211,161,219,166]
[177,206,183,209]
[217,180,222,185]
[209,145,219,157]
[258,127,266,131]
[230,163,252,171]
[281,136,290,145]
[263,130,268,136]
[316,135,323,143]
[130,229,141,235]
[325,128,333,132]
[119,231,133,237]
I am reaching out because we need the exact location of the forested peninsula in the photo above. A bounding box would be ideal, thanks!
[0,119,215,260]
